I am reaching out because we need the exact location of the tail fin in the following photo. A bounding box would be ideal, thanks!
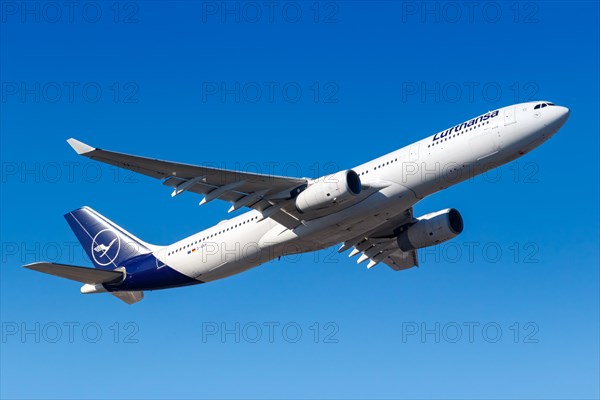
[64,206,154,270]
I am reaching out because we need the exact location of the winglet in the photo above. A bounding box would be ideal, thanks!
[67,138,95,155]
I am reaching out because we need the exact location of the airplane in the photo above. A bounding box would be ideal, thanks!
[24,101,570,304]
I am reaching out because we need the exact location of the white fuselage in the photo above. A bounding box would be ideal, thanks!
[156,102,569,282]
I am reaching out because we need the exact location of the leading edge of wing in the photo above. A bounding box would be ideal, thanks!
[66,138,308,183]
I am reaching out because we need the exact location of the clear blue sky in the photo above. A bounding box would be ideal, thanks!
[1,1,598,399]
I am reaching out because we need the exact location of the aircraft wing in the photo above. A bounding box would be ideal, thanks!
[339,208,418,271]
[67,139,308,228]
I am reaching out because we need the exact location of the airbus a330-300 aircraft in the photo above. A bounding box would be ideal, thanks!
[24,101,570,304]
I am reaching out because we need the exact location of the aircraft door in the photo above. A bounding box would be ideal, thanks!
[503,106,516,126]
[409,144,419,162]
[492,125,503,150]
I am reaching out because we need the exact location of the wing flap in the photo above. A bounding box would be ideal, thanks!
[341,207,419,271]
[380,249,419,271]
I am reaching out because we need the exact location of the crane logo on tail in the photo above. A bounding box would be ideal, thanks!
[91,229,121,267]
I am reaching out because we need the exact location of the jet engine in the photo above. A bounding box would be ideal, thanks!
[295,170,362,213]
[397,208,463,251]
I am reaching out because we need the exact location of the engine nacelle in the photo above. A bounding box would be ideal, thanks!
[295,169,362,213]
[397,208,464,251]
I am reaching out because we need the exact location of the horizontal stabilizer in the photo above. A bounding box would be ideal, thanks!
[23,262,123,285]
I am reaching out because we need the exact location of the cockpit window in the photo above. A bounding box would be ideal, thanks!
[534,102,556,109]
[533,103,556,110]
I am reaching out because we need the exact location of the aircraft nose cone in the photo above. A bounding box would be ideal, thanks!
[547,105,570,129]
[542,105,570,138]
[557,106,570,122]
